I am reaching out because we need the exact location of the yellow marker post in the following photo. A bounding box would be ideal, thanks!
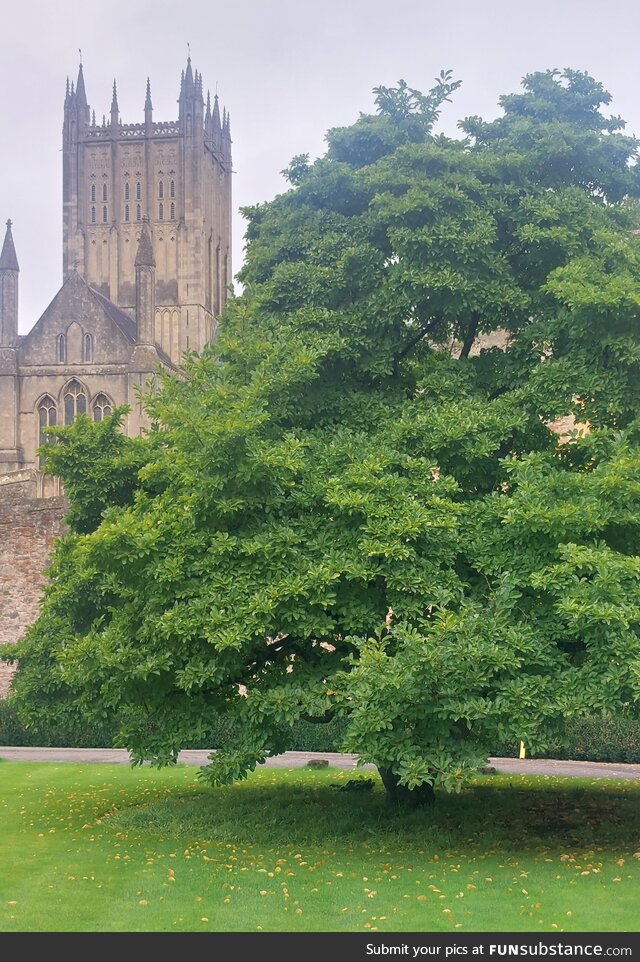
[519,740,526,759]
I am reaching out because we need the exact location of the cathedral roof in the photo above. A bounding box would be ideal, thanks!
[0,220,19,272]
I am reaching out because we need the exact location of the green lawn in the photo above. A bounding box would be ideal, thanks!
[1,760,639,932]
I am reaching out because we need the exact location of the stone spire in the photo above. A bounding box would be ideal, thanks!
[145,77,153,129]
[0,220,19,272]
[76,62,88,107]
[110,80,119,127]
[0,219,19,348]
[135,218,156,268]
[135,219,156,346]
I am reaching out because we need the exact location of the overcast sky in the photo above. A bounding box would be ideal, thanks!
[2,0,640,331]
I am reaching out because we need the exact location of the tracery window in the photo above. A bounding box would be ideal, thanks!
[158,180,164,199]
[91,184,96,202]
[124,182,130,201]
[38,396,57,449]
[125,204,130,222]
[91,206,96,223]
[170,179,175,198]
[102,183,108,202]
[63,379,87,425]
[93,393,113,422]
[102,206,108,223]
[136,182,141,200]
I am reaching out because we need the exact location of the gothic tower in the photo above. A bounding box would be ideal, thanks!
[62,57,232,365]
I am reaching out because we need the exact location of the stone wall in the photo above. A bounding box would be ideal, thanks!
[0,473,67,696]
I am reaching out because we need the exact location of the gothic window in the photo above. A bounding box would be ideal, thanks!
[102,183,108,202]
[158,180,164,199]
[170,179,175,198]
[136,182,141,200]
[37,396,57,451]
[57,333,66,363]
[63,379,87,425]
[84,333,93,362]
[170,202,175,220]
[91,206,96,223]
[93,393,113,422]
[91,184,96,202]
[125,204,130,222]
[102,206,108,223]
[136,204,141,222]
[124,182,130,201]
[159,202,164,221]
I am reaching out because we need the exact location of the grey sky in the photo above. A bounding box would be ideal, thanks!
[2,0,639,331]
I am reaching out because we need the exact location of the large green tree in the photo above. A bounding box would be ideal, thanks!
[6,69,640,804]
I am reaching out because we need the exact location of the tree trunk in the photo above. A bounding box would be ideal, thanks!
[377,767,435,807]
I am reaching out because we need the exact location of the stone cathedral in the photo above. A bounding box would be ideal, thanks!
[0,55,232,484]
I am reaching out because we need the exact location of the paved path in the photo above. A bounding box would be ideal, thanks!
[2,746,640,780]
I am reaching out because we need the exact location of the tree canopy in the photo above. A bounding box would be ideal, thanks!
[6,68,640,804]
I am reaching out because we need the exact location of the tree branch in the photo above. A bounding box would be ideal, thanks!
[459,313,480,360]
[392,319,438,374]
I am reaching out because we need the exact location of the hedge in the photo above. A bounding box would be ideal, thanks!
[1,698,639,763]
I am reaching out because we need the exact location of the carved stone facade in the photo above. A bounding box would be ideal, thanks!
[0,57,233,692]
[0,55,232,475]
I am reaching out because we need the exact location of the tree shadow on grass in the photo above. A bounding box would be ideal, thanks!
[103,768,640,854]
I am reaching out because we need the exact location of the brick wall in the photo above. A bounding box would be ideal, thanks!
[0,476,67,696]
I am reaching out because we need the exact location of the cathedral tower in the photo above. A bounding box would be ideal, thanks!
[62,57,232,365]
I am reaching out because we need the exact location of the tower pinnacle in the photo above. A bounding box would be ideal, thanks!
[0,220,19,272]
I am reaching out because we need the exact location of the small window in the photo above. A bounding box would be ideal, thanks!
[63,379,87,425]
[124,182,130,201]
[83,333,93,362]
[136,204,141,222]
[91,184,96,202]
[170,179,175,198]
[136,182,141,200]
[57,333,66,363]
[170,202,175,220]
[38,396,57,450]
[102,183,108,202]
[91,206,96,223]
[125,204,130,222]
[158,180,164,199]
[93,393,113,422]
[102,206,108,223]
[159,202,164,221]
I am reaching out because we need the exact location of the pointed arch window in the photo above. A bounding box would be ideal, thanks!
[102,206,108,223]
[158,180,164,199]
[91,184,96,202]
[136,204,141,222]
[136,182,141,200]
[56,333,66,363]
[159,202,164,221]
[63,379,87,425]
[170,179,175,198]
[83,333,93,362]
[125,204,130,222]
[170,202,175,220]
[102,183,108,202]
[91,206,96,223]
[38,396,57,450]
[124,182,130,201]
[93,393,113,422]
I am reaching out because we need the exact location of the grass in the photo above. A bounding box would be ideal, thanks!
[1,760,639,933]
